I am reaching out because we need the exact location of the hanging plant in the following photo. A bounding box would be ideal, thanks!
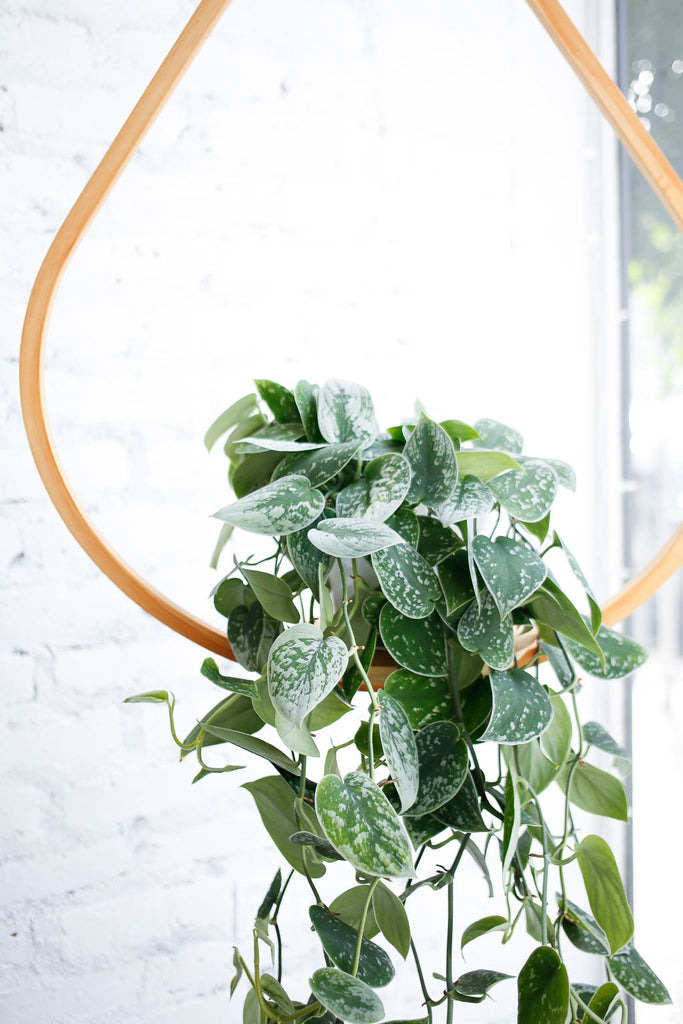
[126,378,670,1024]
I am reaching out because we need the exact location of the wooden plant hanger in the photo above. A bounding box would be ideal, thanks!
[20,0,683,684]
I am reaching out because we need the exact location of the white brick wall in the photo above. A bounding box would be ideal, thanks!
[2,2,623,1021]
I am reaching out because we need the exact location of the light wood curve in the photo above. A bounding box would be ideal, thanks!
[20,0,683,675]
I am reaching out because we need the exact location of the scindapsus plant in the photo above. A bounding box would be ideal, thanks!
[126,378,671,1024]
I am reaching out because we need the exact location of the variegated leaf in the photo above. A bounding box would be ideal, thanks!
[457,592,514,671]
[317,379,379,448]
[564,621,647,679]
[479,669,553,743]
[272,441,361,487]
[473,417,524,454]
[286,520,333,597]
[378,692,419,812]
[384,668,453,728]
[267,624,349,726]
[406,721,469,817]
[308,519,402,558]
[434,475,494,525]
[371,542,441,619]
[309,906,395,987]
[336,453,412,522]
[488,459,558,522]
[471,535,546,618]
[213,475,324,535]
[404,413,458,508]
[310,968,384,1024]
[608,943,672,1004]
[379,606,448,676]
[315,771,414,878]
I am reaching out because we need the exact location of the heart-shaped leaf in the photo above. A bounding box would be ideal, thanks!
[384,669,453,728]
[539,694,572,766]
[471,536,546,618]
[558,761,628,821]
[286,521,333,598]
[517,946,569,1024]
[564,622,647,679]
[583,983,621,1021]
[318,379,379,448]
[267,624,349,726]
[255,379,300,422]
[473,417,524,454]
[315,772,414,878]
[272,441,361,487]
[457,593,514,671]
[449,969,512,1001]
[214,475,324,536]
[514,738,559,795]
[479,669,553,744]
[241,567,300,623]
[416,517,460,565]
[243,776,325,878]
[372,883,411,959]
[309,906,395,987]
[228,603,266,672]
[337,453,412,522]
[388,508,420,547]
[456,450,522,481]
[378,692,419,812]
[440,418,479,444]
[310,968,384,1024]
[608,943,672,1004]
[435,476,495,525]
[379,606,448,676]
[329,886,380,939]
[433,772,488,832]
[460,915,508,951]
[488,459,558,522]
[308,519,402,558]
[406,722,469,817]
[404,414,458,507]
[436,550,475,617]
[576,835,634,954]
[372,542,441,619]
[529,581,603,660]
[560,897,610,955]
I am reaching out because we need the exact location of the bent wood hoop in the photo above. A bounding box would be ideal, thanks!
[20,0,683,684]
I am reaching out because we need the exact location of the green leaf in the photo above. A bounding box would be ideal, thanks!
[460,915,507,951]
[565,622,647,679]
[539,694,572,765]
[228,604,266,672]
[309,906,395,987]
[449,969,512,1001]
[309,968,384,1024]
[294,379,321,441]
[274,711,320,758]
[528,580,603,660]
[224,414,267,461]
[608,943,672,1004]
[436,550,475,617]
[242,987,261,1024]
[488,459,558,522]
[372,542,441,619]
[513,738,559,794]
[416,516,460,565]
[387,508,421,547]
[559,897,610,955]
[209,522,234,569]
[240,567,300,623]
[583,982,621,1021]
[559,760,628,821]
[272,441,360,487]
[286,521,333,598]
[315,772,414,878]
[582,721,631,774]
[308,519,402,558]
[433,772,488,832]
[204,393,257,450]
[200,723,299,771]
[471,536,546,618]
[317,379,379,448]
[473,417,524,453]
[242,775,326,878]
[255,379,300,422]
[456,593,514,671]
[378,692,419,812]
[267,623,349,726]
[372,882,411,959]
[406,722,469,817]
[404,413,458,507]
[256,869,282,923]
[336,453,412,522]
[215,475,324,536]
[181,695,263,756]
[502,769,522,877]
[440,418,480,444]
[123,690,169,704]
[576,835,634,954]
[329,885,380,939]
[456,449,522,481]
[213,576,253,618]
[555,534,601,634]
[384,668,453,728]
[289,831,342,861]
[379,606,448,676]
[230,450,285,498]
[237,436,324,453]
[435,475,495,525]
[259,975,295,1016]
[542,458,575,491]
[200,659,258,697]
[517,946,569,1024]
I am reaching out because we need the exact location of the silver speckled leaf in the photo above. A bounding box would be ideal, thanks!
[488,459,558,522]
[404,413,458,507]
[472,417,524,454]
[434,475,495,526]
[479,669,553,744]
[457,592,514,671]
[315,771,414,878]
[372,542,441,619]
[308,519,402,558]
[309,906,395,988]
[317,379,379,449]
[609,944,672,1004]
[271,441,361,487]
[406,721,469,817]
[336,453,412,522]
[310,968,385,1024]
[379,606,448,676]
[384,669,453,729]
[472,535,546,618]
[565,621,647,679]
[267,624,348,726]
[213,475,324,536]
[378,692,419,812]
[517,946,569,1024]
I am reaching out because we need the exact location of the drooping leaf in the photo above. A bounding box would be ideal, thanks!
[308,519,402,558]
[384,668,453,728]
[237,435,324,453]
[200,723,299,771]
[576,835,634,954]
[213,576,253,618]
[516,946,570,1024]
[473,417,524,454]
[559,760,628,821]
[543,640,575,688]
[488,459,558,522]
[559,897,610,955]
[372,542,441,619]
[372,882,411,959]
[378,692,419,812]
[449,969,512,1001]
[471,536,546,618]
[329,885,380,939]
[181,695,263,756]
[243,776,325,878]
[337,453,412,522]
[403,413,459,508]
[513,737,559,795]
[214,475,324,536]
[582,982,621,1022]
[289,831,342,861]
[456,593,514,671]
[286,521,333,598]
[460,915,508,951]
[436,550,475,617]
[204,393,257,450]
[582,721,631,775]
[230,449,285,498]
[455,449,522,481]
[123,690,170,704]
[317,379,379,448]
[315,772,414,878]
[267,624,349,726]
[200,659,259,697]
[309,968,384,1024]
[528,580,603,660]
[565,622,647,679]
[502,769,522,878]
[255,379,300,422]
[309,906,395,987]
[554,534,601,634]
[241,567,300,623]
[433,772,488,833]
[539,694,572,765]
[294,379,322,441]
[228,603,266,672]
[435,476,495,525]
[406,722,469,817]
[379,606,448,676]
[388,508,421,548]
[440,419,479,444]
[608,943,672,1004]
[416,516,460,565]
[209,522,235,569]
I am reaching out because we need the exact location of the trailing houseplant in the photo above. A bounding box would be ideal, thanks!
[126,378,671,1024]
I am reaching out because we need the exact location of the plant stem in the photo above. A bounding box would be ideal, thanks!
[294,756,322,905]
[445,878,455,1024]
[410,939,434,1023]
[339,561,379,781]
[351,877,380,977]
